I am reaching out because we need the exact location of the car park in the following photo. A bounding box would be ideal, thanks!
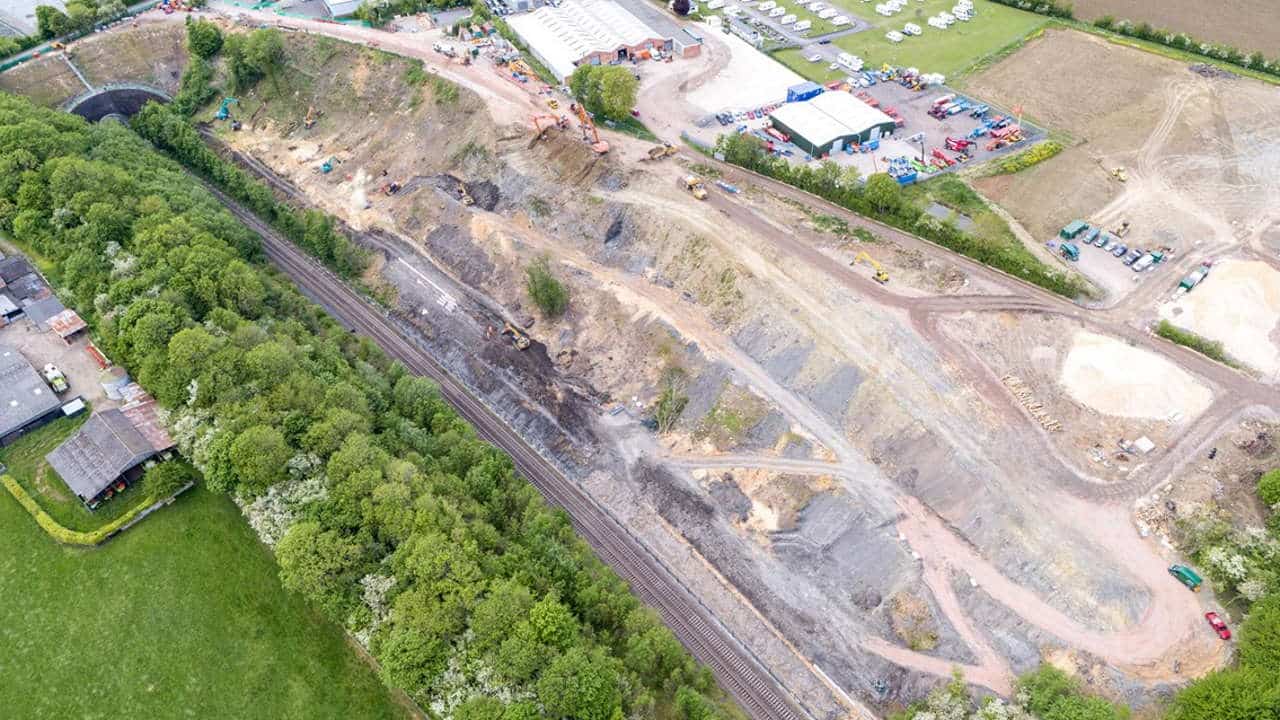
[1205,612,1231,640]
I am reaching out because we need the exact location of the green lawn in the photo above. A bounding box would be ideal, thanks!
[803,0,1047,79]
[0,412,157,532]
[771,47,848,84]
[0,485,410,720]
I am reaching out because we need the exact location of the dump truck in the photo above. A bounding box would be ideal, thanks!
[1059,243,1080,262]
[1169,564,1203,592]
[1179,263,1212,292]
[1059,220,1088,240]
[682,175,708,200]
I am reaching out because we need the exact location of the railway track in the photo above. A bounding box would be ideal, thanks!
[201,181,811,720]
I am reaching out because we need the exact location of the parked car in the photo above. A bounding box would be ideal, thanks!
[1103,239,1118,253]
[1094,232,1110,248]
[1205,612,1232,640]
[1123,248,1143,265]
[1111,243,1128,258]
[1081,227,1100,246]
[1169,564,1204,591]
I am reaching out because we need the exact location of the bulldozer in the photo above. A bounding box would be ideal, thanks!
[852,251,890,284]
[1113,220,1131,237]
[644,143,678,161]
[304,105,319,129]
[1112,167,1128,182]
[681,175,708,200]
[501,322,531,350]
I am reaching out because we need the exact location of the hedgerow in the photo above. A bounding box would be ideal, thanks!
[992,140,1063,174]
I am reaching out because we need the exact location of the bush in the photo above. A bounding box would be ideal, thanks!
[986,0,1073,19]
[524,256,568,317]
[1094,15,1280,79]
[144,461,197,498]
[1239,593,1280,670]
[993,140,1063,174]
[185,18,223,59]
[2,475,164,545]
[1259,469,1280,507]
[1156,320,1232,364]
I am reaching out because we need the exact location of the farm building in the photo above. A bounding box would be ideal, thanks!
[322,0,364,17]
[46,404,174,509]
[507,0,699,81]
[0,344,64,446]
[769,91,897,156]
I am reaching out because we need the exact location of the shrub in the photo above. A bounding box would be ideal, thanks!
[1239,593,1280,670]
[654,366,689,433]
[1156,320,1231,365]
[185,18,223,59]
[3,475,165,545]
[993,140,1063,174]
[1259,469,1280,507]
[144,461,197,498]
[986,0,1073,19]
[524,256,568,317]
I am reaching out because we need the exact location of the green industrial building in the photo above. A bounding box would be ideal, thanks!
[769,91,898,157]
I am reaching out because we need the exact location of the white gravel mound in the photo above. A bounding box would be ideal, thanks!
[1159,260,1280,377]
[1060,331,1212,420]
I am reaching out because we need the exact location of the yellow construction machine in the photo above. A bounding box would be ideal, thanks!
[571,103,609,154]
[682,175,708,200]
[304,105,319,129]
[502,322,531,350]
[1111,167,1128,182]
[644,142,678,161]
[853,251,890,284]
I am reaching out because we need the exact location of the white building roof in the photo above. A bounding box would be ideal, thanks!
[808,90,896,133]
[508,0,664,80]
[770,90,895,147]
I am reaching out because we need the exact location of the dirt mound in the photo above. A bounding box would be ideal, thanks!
[1060,331,1213,420]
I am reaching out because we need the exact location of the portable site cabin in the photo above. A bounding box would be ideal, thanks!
[818,7,837,18]
[786,81,824,102]
[1059,220,1088,239]
[832,15,849,25]
[780,13,796,24]
[768,6,786,17]
[793,19,811,30]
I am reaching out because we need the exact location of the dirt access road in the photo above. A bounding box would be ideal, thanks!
[183,10,1251,709]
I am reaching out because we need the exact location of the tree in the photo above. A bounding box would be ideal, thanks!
[186,18,223,60]
[1166,666,1280,720]
[144,461,196,498]
[470,579,534,652]
[1258,469,1280,507]
[376,625,450,692]
[36,5,70,38]
[63,2,97,34]
[1239,593,1280,670]
[568,65,638,122]
[96,0,125,21]
[672,0,691,15]
[537,647,622,720]
[455,697,506,720]
[229,424,290,492]
[525,255,568,317]
[528,591,579,651]
[864,173,903,215]
[276,521,363,621]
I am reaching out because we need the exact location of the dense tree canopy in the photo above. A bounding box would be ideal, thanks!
[0,91,736,719]
[569,65,638,123]
[185,18,223,60]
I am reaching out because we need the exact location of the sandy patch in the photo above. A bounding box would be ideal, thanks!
[1159,260,1280,377]
[1059,331,1212,420]
[685,28,803,114]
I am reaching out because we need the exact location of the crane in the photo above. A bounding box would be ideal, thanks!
[852,251,890,284]
[570,103,609,155]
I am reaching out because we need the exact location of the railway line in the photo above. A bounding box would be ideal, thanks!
[200,180,812,720]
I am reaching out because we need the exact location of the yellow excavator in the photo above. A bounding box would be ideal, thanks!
[853,251,890,284]
[304,105,319,129]
[502,322,530,350]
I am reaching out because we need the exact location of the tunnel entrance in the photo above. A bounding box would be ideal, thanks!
[65,85,171,122]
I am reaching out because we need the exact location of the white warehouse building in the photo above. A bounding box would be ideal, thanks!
[507,0,700,81]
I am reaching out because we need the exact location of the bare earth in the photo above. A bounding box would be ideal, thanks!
[1067,0,1280,55]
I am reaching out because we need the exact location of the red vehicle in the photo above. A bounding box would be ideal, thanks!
[765,127,790,143]
[945,136,973,152]
[1205,612,1232,640]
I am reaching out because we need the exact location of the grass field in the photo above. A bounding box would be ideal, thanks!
[771,47,847,84]
[0,485,410,720]
[0,413,157,532]
[821,0,1048,78]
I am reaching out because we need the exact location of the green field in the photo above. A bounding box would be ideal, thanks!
[792,0,1048,79]
[0,485,409,720]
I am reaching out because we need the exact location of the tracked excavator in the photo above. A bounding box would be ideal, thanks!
[570,103,609,155]
[502,322,531,350]
[853,251,890,284]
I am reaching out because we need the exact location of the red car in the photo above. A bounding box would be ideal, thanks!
[1205,612,1232,640]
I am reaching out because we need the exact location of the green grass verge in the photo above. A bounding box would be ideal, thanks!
[1156,320,1237,367]
[770,47,846,84]
[0,413,154,532]
[601,114,658,142]
[0,484,409,719]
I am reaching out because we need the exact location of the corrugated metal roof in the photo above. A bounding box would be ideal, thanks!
[48,308,87,338]
[0,344,61,438]
[508,0,665,79]
[770,91,895,148]
[47,409,156,501]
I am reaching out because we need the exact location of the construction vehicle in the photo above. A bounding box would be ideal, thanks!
[532,114,569,134]
[304,105,318,129]
[852,251,890,284]
[944,136,973,153]
[456,179,474,206]
[931,148,956,167]
[570,103,609,154]
[380,181,401,195]
[321,157,337,174]
[1059,242,1080,262]
[1113,220,1131,238]
[547,98,559,110]
[1112,167,1128,182]
[42,364,68,393]
[214,97,239,121]
[682,175,708,200]
[644,143,678,161]
[501,322,531,350]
